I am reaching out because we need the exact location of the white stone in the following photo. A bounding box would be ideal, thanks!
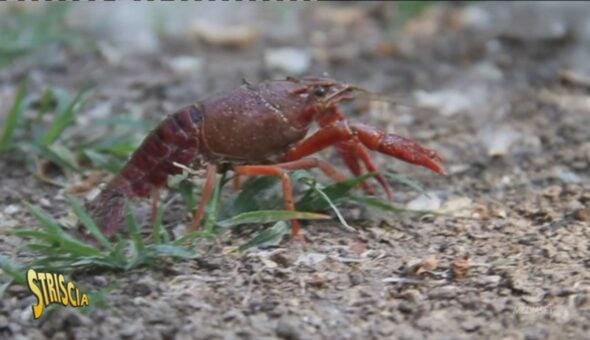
[264,48,311,75]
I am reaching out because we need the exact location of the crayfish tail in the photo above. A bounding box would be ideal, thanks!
[86,179,131,236]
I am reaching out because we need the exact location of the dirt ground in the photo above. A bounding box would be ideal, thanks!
[1,2,589,339]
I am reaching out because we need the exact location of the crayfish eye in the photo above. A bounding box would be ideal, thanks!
[313,86,327,98]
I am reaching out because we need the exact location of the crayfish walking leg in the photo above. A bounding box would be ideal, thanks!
[232,158,348,239]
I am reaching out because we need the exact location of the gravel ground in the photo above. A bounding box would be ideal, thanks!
[0,2,589,339]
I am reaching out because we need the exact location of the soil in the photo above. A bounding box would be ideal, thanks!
[0,2,589,340]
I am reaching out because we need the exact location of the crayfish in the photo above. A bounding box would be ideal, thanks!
[87,76,445,240]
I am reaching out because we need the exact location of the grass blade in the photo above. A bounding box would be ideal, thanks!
[239,221,290,252]
[41,87,88,146]
[31,88,54,142]
[202,173,228,233]
[348,195,434,215]
[22,142,80,171]
[309,184,353,231]
[386,171,429,197]
[86,135,141,157]
[23,243,55,252]
[82,149,122,173]
[0,281,11,299]
[296,173,376,212]
[25,202,104,257]
[178,181,196,211]
[0,255,26,284]
[0,4,72,66]
[25,202,70,238]
[152,207,164,244]
[13,229,59,244]
[125,203,144,252]
[0,79,27,151]
[216,210,330,229]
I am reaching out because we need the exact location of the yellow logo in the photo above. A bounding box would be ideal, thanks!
[26,269,89,319]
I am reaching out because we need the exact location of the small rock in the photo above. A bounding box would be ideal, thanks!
[222,309,242,322]
[441,197,473,217]
[574,208,590,221]
[348,239,367,255]
[295,252,326,266]
[275,318,301,340]
[542,185,562,198]
[196,257,222,271]
[422,255,439,271]
[480,125,521,157]
[382,276,423,285]
[506,271,535,294]
[120,320,143,338]
[494,3,568,42]
[461,316,482,332]
[428,285,459,299]
[397,301,415,314]
[560,69,590,88]
[0,315,7,328]
[98,41,123,65]
[452,256,471,279]
[348,272,363,286]
[270,251,292,268]
[65,311,92,327]
[461,6,493,31]
[264,48,311,75]
[166,56,203,78]
[189,21,259,48]
[407,193,441,211]
[447,164,470,175]
[521,288,546,304]
[478,275,502,287]
[403,257,424,276]
[39,198,51,208]
[415,89,473,117]
[399,289,423,303]
[52,332,68,340]
[307,273,327,289]
[4,204,19,215]
[313,5,366,26]
[261,257,278,269]
[404,255,438,276]
[553,305,572,323]
[555,167,582,184]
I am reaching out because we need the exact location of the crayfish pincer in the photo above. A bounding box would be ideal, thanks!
[87,76,446,240]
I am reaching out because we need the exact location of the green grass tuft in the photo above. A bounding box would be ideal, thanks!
[0,4,75,67]
[7,198,199,280]
[1,83,151,177]
[0,80,28,152]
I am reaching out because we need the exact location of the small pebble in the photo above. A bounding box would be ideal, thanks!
[428,285,459,299]
[39,198,51,208]
[166,56,203,78]
[295,252,326,266]
[275,318,301,340]
[3,204,20,215]
[574,208,590,221]
[264,48,311,75]
[407,193,441,211]
[348,272,363,286]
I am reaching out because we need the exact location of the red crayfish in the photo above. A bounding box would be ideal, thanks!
[88,76,446,239]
